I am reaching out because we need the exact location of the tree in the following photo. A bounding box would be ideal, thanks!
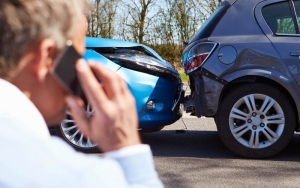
[173,0,203,45]
[86,0,120,38]
[122,0,158,44]
[85,0,221,68]
[193,0,222,17]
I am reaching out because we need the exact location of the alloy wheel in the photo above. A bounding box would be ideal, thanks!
[229,94,284,149]
[60,104,97,148]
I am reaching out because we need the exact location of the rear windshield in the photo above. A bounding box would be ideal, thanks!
[189,2,230,42]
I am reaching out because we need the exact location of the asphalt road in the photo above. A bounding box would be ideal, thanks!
[90,83,300,187]
[139,117,300,188]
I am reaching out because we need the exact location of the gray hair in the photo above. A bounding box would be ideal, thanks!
[0,0,90,79]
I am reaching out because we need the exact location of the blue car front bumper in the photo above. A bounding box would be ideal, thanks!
[117,67,183,128]
[85,37,183,129]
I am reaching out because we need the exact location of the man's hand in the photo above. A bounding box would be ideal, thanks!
[66,59,141,152]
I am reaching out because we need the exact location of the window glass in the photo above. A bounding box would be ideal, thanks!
[293,0,300,26]
[262,2,296,34]
[189,4,229,42]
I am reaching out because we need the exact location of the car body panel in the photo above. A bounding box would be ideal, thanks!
[182,0,300,123]
[84,37,182,129]
[210,0,265,38]
[226,0,238,5]
[180,0,300,158]
[188,69,225,117]
[117,67,181,128]
[84,49,121,72]
[255,0,300,84]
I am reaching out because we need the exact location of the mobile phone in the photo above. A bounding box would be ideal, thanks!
[52,41,84,98]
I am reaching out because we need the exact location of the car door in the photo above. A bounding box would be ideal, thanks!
[256,0,300,85]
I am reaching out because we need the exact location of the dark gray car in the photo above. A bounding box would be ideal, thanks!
[181,0,300,158]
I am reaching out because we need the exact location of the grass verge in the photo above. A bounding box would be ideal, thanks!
[179,71,189,82]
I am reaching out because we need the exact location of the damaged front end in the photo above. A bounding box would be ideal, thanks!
[104,53,180,81]
[87,43,184,129]
[184,68,227,117]
[87,46,181,81]
[103,51,184,117]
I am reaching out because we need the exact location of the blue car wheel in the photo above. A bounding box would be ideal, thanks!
[55,104,100,153]
[55,37,183,152]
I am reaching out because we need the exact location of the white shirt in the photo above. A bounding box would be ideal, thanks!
[0,79,163,188]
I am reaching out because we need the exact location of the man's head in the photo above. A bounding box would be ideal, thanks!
[0,0,89,125]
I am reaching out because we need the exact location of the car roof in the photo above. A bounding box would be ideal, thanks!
[225,0,237,5]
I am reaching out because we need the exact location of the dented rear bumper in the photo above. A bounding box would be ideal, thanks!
[184,69,227,117]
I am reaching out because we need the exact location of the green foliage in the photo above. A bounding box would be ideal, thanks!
[277,18,296,34]
[179,71,189,82]
[148,44,184,68]
[86,0,221,68]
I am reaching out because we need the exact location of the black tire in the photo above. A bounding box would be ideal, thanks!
[215,83,296,158]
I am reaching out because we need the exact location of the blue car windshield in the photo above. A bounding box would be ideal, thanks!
[189,3,230,42]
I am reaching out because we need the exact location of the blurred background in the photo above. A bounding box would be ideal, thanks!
[86,0,221,73]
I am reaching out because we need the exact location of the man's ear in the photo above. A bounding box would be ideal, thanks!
[32,38,56,82]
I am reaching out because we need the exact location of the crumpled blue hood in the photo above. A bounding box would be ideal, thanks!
[85,37,179,78]
[85,37,165,62]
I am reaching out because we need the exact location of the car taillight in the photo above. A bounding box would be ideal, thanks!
[186,52,209,71]
[184,42,217,74]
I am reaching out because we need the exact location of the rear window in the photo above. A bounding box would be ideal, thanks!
[262,2,297,34]
[189,2,230,42]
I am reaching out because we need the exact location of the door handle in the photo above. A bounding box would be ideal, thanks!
[290,51,300,56]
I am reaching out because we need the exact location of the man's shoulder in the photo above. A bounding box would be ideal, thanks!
[0,79,50,138]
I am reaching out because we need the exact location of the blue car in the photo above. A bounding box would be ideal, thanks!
[54,37,183,152]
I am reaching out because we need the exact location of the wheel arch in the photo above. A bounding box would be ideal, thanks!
[220,71,300,130]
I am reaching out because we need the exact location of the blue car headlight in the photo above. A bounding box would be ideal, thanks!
[86,46,181,81]
[104,53,180,81]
